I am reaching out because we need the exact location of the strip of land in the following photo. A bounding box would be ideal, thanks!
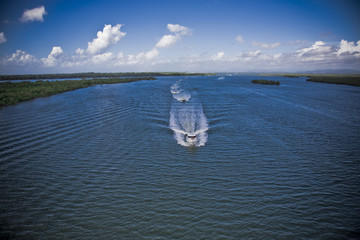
[0,72,214,81]
[0,77,155,107]
[261,73,360,86]
[251,79,280,85]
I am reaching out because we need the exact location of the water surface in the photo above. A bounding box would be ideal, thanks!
[1,75,360,239]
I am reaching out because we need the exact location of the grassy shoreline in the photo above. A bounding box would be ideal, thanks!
[0,72,214,81]
[261,73,360,86]
[0,77,155,107]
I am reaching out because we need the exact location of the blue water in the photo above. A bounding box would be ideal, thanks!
[1,75,360,239]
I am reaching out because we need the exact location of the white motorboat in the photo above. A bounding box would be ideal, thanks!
[186,134,197,144]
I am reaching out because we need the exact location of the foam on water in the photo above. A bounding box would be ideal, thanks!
[169,80,208,147]
[170,79,191,102]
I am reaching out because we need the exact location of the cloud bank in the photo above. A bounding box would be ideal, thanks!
[252,41,281,49]
[1,20,359,74]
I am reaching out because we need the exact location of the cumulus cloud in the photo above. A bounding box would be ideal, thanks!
[20,6,47,22]
[155,34,180,48]
[2,50,38,65]
[0,32,6,44]
[337,39,360,57]
[75,48,85,55]
[252,41,281,49]
[42,46,64,67]
[92,52,114,63]
[87,24,126,55]
[236,35,244,43]
[155,23,190,48]
[238,50,262,61]
[144,48,159,60]
[211,51,225,61]
[167,23,191,36]
[115,48,160,66]
[296,41,333,57]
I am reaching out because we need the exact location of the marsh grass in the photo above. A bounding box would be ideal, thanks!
[0,77,155,107]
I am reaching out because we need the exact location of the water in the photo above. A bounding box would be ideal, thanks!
[1,75,360,239]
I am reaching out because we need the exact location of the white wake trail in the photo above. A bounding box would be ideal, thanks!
[169,80,208,147]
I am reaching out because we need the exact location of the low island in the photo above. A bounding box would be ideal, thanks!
[261,73,360,86]
[251,79,280,85]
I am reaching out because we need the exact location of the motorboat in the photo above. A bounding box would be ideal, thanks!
[186,134,197,144]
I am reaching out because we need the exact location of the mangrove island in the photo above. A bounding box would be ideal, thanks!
[251,79,280,85]
[261,73,360,87]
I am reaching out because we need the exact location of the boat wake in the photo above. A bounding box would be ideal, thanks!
[169,80,208,147]
[171,80,191,102]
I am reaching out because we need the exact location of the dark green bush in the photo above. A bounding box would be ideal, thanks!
[251,79,280,85]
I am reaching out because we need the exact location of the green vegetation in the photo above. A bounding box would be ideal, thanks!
[251,79,280,85]
[0,72,214,81]
[261,73,360,86]
[0,77,155,107]
[306,76,360,86]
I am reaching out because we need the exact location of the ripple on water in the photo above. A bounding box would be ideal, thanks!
[1,76,360,239]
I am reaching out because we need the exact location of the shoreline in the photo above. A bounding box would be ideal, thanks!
[261,73,360,86]
[0,72,215,81]
[0,77,155,108]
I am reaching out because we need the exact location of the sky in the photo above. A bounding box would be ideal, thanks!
[0,0,360,74]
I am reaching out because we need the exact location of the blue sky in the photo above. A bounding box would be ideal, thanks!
[0,0,359,74]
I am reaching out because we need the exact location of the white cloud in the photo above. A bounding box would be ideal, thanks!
[155,23,190,48]
[167,24,190,36]
[2,50,38,65]
[273,53,282,59]
[42,46,64,67]
[87,24,126,55]
[117,52,124,59]
[0,32,6,44]
[236,35,244,43]
[75,48,85,55]
[296,41,332,57]
[144,48,159,60]
[337,39,360,57]
[235,50,284,63]
[92,52,114,63]
[116,48,159,66]
[252,41,281,49]
[211,51,225,61]
[155,34,180,48]
[20,6,47,22]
